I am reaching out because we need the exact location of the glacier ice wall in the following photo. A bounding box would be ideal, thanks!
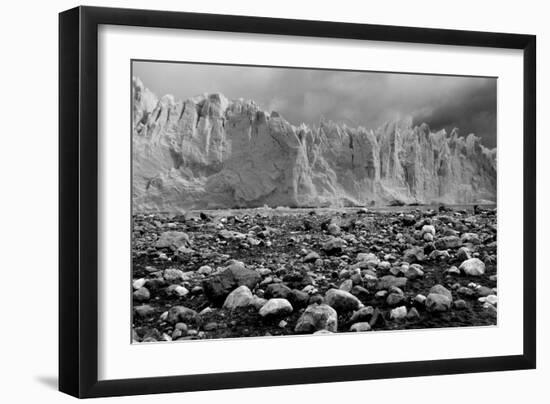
[132,77,497,213]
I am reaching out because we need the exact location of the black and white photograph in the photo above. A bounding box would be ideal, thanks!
[131,61,498,342]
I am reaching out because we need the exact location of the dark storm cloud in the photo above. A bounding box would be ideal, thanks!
[411,79,497,147]
[133,61,497,148]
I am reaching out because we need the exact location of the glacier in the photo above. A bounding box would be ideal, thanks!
[132,76,497,213]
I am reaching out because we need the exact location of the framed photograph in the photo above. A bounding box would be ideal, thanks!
[59,6,536,398]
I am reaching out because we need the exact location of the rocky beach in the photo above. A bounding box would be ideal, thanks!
[130,72,498,343]
[132,205,497,342]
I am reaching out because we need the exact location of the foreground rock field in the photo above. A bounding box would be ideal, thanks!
[132,206,497,343]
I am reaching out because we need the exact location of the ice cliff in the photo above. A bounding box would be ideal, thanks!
[132,77,497,213]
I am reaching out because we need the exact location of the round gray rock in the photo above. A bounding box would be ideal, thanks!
[222,285,254,311]
[259,298,293,317]
[459,258,486,276]
[324,288,363,312]
[294,304,338,333]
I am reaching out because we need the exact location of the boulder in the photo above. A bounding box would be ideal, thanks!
[259,298,293,317]
[133,287,150,302]
[426,293,452,312]
[456,247,471,261]
[453,299,468,310]
[377,275,407,290]
[403,246,425,263]
[163,268,185,284]
[303,251,321,263]
[386,292,406,306]
[461,233,481,245]
[155,231,190,250]
[294,304,338,333]
[133,304,155,318]
[356,252,379,266]
[197,265,214,275]
[166,306,198,324]
[203,263,261,304]
[327,223,341,236]
[435,235,461,250]
[202,269,237,304]
[226,261,262,288]
[421,225,436,236]
[350,322,372,332]
[459,258,486,276]
[406,307,420,319]
[321,237,347,256]
[265,283,292,299]
[429,284,453,301]
[390,306,408,320]
[350,306,375,323]
[404,264,424,279]
[339,279,354,292]
[324,289,363,312]
[288,289,310,308]
[223,285,254,311]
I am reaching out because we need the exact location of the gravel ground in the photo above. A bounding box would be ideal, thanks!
[131,205,497,343]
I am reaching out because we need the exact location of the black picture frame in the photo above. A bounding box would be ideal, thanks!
[59,5,536,398]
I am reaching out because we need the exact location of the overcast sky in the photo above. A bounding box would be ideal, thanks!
[133,61,497,148]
